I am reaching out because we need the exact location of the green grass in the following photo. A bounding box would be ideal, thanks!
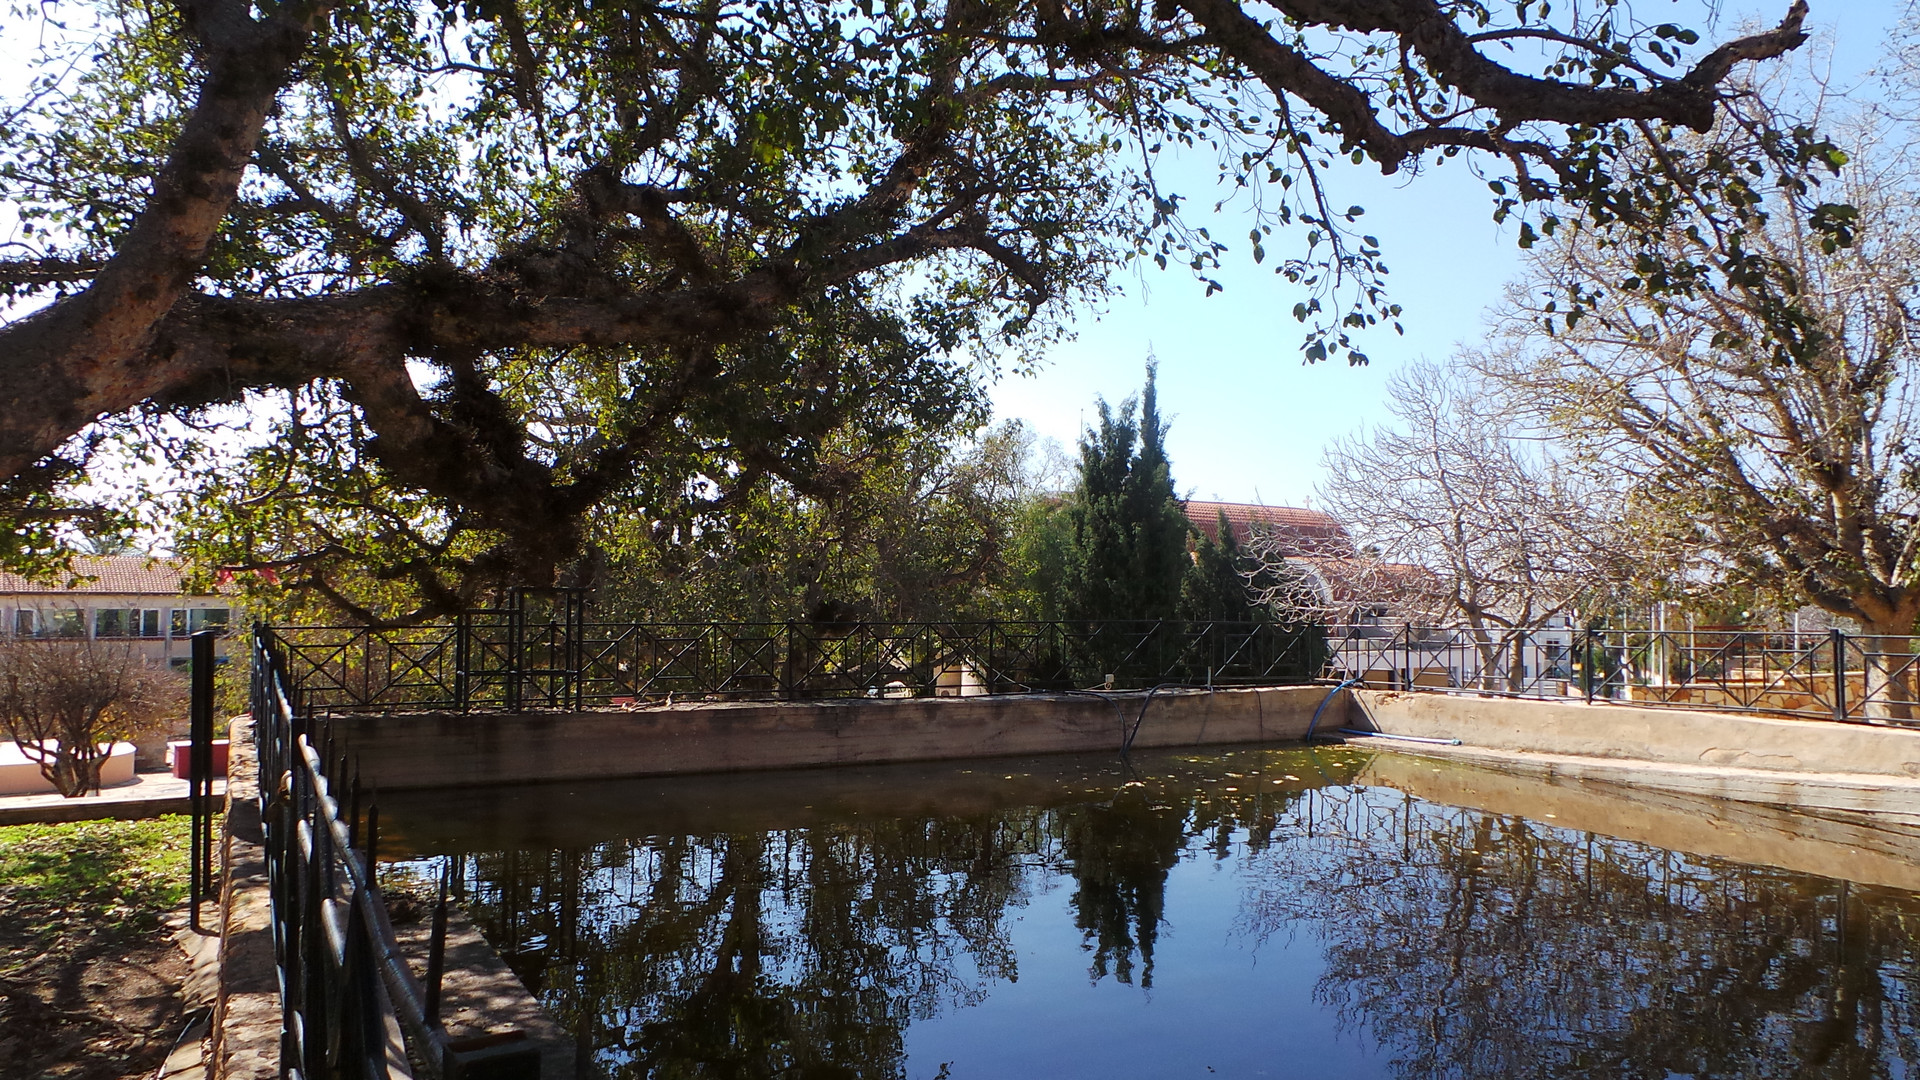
[0,815,190,968]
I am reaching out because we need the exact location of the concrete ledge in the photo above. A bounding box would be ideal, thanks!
[0,771,221,825]
[1355,751,1920,893]
[392,907,576,1080]
[1348,689,1920,778]
[328,686,1331,791]
[213,719,278,1080]
[0,739,134,796]
[1345,690,1920,820]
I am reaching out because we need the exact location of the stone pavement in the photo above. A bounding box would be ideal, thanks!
[0,769,226,825]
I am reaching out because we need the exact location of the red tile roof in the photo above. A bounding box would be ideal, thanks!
[0,556,208,596]
[1183,500,1349,551]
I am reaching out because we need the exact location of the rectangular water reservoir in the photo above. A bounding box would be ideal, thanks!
[375,746,1920,1080]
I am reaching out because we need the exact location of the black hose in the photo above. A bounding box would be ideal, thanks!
[1052,681,1233,756]
[1061,688,1133,746]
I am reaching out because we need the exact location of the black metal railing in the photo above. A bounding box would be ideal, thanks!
[263,601,1920,726]
[265,608,1327,714]
[1325,624,1920,725]
[253,627,542,1078]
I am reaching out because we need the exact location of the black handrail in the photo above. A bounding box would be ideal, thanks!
[263,614,1328,714]
[264,612,1327,715]
[261,608,1920,727]
[1323,623,1920,725]
[252,626,541,1078]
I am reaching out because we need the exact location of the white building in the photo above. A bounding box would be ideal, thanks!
[0,556,235,666]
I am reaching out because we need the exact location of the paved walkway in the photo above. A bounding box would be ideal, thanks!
[0,770,227,825]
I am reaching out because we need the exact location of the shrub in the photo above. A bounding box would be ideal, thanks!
[0,640,186,797]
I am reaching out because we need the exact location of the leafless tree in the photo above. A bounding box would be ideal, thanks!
[1477,81,1920,716]
[1239,520,1406,621]
[1300,360,1624,689]
[0,639,186,797]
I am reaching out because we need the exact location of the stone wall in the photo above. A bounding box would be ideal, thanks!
[324,685,1335,791]
[1345,689,1920,821]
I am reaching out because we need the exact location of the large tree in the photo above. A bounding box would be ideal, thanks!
[1479,97,1920,640]
[1323,364,1620,611]
[1302,360,1628,689]
[0,0,1825,611]
[1477,78,1920,715]
[594,419,1044,625]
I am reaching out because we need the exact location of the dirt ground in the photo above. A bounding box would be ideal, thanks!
[0,817,201,1080]
[0,927,195,1080]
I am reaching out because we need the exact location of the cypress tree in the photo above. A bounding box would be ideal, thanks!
[1064,364,1192,624]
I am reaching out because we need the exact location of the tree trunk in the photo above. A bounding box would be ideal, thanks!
[29,739,105,798]
[1852,620,1919,724]
[1464,623,1502,692]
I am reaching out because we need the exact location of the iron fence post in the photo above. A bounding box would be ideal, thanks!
[782,619,796,699]
[453,611,469,713]
[188,629,215,929]
[1583,629,1596,704]
[568,591,584,711]
[1832,628,1847,722]
[506,593,523,712]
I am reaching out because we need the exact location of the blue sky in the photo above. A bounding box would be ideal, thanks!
[993,0,1911,508]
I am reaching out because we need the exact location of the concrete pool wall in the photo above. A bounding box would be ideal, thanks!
[1344,689,1920,823]
[1356,751,1920,893]
[318,684,1920,827]
[324,685,1331,791]
[274,688,1920,1080]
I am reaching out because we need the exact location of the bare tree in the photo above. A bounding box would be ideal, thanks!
[0,640,186,797]
[1239,520,1412,622]
[1303,360,1621,689]
[1477,84,1920,716]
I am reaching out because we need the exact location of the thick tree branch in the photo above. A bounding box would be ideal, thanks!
[0,0,331,477]
[1176,0,1809,172]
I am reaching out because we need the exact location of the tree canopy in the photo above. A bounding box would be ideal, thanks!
[1479,83,1920,639]
[1314,359,1623,632]
[0,0,1828,613]
[1060,366,1192,624]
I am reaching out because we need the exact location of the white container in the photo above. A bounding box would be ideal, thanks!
[0,739,137,796]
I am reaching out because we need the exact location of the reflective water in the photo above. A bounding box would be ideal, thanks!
[381,747,1920,1080]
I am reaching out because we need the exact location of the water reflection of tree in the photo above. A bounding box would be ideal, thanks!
[454,782,1295,1077]
[445,769,1920,1080]
[1236,787,1920,1080]
[460,814,1073,1079]
[1056,788,1187,987]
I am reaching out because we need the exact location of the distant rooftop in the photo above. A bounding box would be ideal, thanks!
[1183,500,1349,550]
[0,555,207,596]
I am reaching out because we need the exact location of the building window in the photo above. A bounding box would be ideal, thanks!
[94,608,163,638]
[48,609,85,638]
[174,608,231,634]
[12,609,33,637]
